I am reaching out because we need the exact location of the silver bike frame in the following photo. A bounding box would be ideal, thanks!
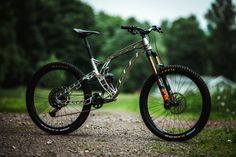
[56,37,153,105]
[87,40,144,98]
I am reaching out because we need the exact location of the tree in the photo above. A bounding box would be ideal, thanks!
[93,11,124,59]
[35,0,96,73]
[0,0,44,87]
[0,0,151,90]
[205,0,236,80]
[0,0,96,87]
[163,15,208,74]
[101,17,151,92]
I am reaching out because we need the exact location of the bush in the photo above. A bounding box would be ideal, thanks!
[211,86,236,119]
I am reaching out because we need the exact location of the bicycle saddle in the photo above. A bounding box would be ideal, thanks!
[73,28,100,38]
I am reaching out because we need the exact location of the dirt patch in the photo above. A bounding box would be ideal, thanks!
[0,111,235,157]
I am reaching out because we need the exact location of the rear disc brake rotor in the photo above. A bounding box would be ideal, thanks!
[48,87,70,108]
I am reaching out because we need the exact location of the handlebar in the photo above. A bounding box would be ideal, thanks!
[121,25,163,36]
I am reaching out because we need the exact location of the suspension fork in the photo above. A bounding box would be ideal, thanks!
[146,50,174,107]
[152,51,174,100]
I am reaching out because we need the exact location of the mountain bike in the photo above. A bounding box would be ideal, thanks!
[26,25,211,141]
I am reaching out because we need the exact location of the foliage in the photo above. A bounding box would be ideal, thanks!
[99,17,151,92]
[93,11,124,58]
[211,87,236,119]
[162,15,208,74]
[0,0,152,92]
[0,0,96,87]
[1,87,236,120]
[205,0,236,80]
[0,0,43,86]
[0,87,26,112]
[0,0,236,92]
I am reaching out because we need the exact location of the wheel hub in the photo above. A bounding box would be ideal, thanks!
[170,93,186,114]
[48,87,70,108]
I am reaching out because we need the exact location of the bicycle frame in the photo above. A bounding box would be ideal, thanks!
[56,36,173,106]
[86,36,163,98]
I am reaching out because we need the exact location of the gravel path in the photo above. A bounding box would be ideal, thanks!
[0,111,235,157]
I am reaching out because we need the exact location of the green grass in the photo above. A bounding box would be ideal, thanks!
[152,129,236,157]
[0,87,140,113]
[103,93,140,112]
[0,87,235,120]
[0,87,26,112]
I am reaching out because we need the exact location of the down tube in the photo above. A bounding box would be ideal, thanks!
[113,51,141,98]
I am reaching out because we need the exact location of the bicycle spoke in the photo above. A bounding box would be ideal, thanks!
[30,67,91,129]
[147,72,203,136]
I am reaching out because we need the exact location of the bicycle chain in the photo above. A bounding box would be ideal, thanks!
[53,102,113,117]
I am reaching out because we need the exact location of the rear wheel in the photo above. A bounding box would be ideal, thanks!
[140,65,211,141]
[26,62,91,134]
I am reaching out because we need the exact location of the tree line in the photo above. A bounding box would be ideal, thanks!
[0,0,235,92]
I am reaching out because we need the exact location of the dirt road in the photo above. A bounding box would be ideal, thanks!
[0,111,235,157]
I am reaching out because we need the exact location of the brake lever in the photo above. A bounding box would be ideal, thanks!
[157,27,163,33]
[152,26,163,33]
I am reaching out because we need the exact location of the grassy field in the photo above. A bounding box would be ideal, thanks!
[0,87,140,113]
[0,87,27,112]
[152,129,236,157]
[0,87,235,120]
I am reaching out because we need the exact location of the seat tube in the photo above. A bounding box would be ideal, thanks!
[91,58,99,76]
[83,37,93,59]
[83,37,99,75]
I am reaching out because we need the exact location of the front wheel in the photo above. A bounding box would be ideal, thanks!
[140,65,211,141]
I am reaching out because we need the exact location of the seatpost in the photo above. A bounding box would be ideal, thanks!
[83,37,93,59]
[83,37,99,75]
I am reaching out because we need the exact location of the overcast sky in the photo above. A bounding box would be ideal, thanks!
[82,0,235,29]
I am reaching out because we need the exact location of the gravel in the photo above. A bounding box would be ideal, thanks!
[0,110,235,157]
[0,111,159,157]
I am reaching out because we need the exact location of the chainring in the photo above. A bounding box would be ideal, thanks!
[92,93,104,109]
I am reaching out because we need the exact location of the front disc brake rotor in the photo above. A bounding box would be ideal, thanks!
[170,93,186,114]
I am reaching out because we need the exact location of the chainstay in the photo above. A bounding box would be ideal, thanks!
[53,100,115,117]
